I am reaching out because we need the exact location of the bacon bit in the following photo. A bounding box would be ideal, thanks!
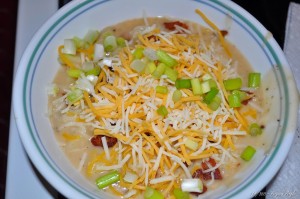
[192,158,223,180]
[147,35,158,41]
[164,21,189,31]
[90,135,117,147]
[220,30,228,37]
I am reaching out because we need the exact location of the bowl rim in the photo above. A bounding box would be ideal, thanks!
[13,0,299,198]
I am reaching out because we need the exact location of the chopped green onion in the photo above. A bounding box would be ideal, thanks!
[173,188,189,199]
[228,93,241,108]
[181,179,203,193]
[240,146,256,161]
[85,66,101,76]
[144,62,157,75]
[156,86,168,94]
[156,49,177,67]
[201,80,211,94]
[190,78,202,95]
[223,78,242,91]
[184,138,198,151]
[164,67,178,82]
[152,63,167,78]
[103,35,117,52]
[203,87,219,104]
[130,59,146,73]
[248,72,261,88]
[116,37,126,47]
[172,89,182,102]
[93,43,105,62]
[67,69,83,78]
[249,123,263,136]
[82,61,94,72]
[67,89,83,104]
[207,79,217,88]
[95,170,120,189]
[232,90,247,101]
[133,47,144,59]
[175,79,191,89]
[63,39,77,55]
[208,96,221,111]
[73,36,88,49]
[144,187,164,199]
[157,105,168,117]
[84,30,100,45]
[228,92,242,108]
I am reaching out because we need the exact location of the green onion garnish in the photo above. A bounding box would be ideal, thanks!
[156,86,168,94]
[223,78,242,91]
[116,37,126,47]
[85,66,101,76]
[203,87,219,104]
[191,78,202,95]
[249,123,262,136]
[164,67,178,82]
[95,170,120,189]
[144,62,157,75]
[172,89,182,103]
[152,63,167,78]
[63,39,77,55]
[103,35,117,52]
[130,59,146,73]
[144,187,164,199]
[156,49,177,67]
[67,89,83,104]
[173,188,189,199]
[240,146,256,161]
[133,47,144,59]
[84,30,100,45]
[157,105,168,117]
[228,92,241,108]
[208,96,221,111]
[248,72,261,88]
[67,69,83,78]
[201,80,211,94]
[175,79,191,89]
[232,90,247,101]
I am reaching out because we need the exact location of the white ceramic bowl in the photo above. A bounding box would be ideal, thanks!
[13,0,299,198]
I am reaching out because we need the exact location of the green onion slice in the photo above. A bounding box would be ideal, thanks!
[144,187,164,199]
[240,146,256,161]
[248,72,261,88]
[156,86,168,94]
[173,188,189,199]
[156,49,177,67]
[157,105,168,117]
[152,63,167,78]
[175,79,191,89]
[191,78,202,95]
[203,87,219,104]
[95,170,120,189]
[249,123,262,136]
[172,89,182,102]
[223,78,242,91]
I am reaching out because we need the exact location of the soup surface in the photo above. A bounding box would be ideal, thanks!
[48,11,266,198]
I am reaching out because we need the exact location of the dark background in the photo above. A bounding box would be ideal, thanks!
[1,0,299,198]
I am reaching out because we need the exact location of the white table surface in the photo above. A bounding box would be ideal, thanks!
[5,0,59,198]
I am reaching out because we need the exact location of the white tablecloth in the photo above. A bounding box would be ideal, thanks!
[266,2,300,199]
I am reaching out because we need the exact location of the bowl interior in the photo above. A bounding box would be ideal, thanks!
[14,0,298,198]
